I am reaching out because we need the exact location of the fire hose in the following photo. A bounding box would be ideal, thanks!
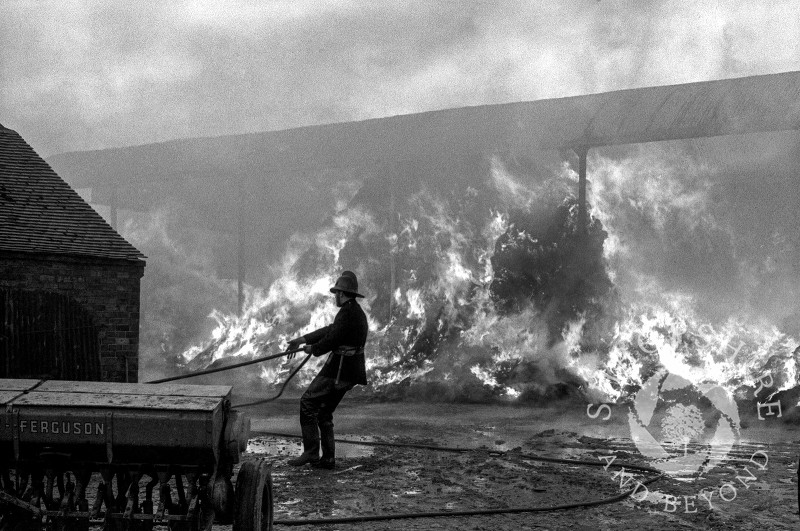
[147,347,306,384]
[258,430,665,526]
[250,432,664,526]
[147,347,314,406]
[149,348,665,525]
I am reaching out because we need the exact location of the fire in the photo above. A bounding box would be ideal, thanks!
[175,206,385,387]
[404,289,425,320]
[576,304,799,403]
[172,146,799,403]
[577,144,800,402]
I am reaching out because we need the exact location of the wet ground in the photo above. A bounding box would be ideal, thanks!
[238,398,800,530]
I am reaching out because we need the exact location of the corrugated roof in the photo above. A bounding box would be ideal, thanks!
[50,71,800,191]
[512,69,800,148]
[44,71,800,239]
[0,124,145,262]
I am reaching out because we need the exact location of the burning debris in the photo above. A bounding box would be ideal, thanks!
[138,145,799,406]
[489,197,619,347]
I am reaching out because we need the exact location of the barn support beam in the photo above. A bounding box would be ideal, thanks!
[237,181,246,317]
[388,165,396,322]
[238,228,245,317]
[574,146,589,236]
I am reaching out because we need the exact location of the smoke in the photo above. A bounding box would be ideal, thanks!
[590,144,728,313]
[591,139,800,325]
[3,1,799,157]
[167,154,610,401]
[16,1,798,399]
[157,133,800,404]
[581,139,800,401]
[119,206,239,381]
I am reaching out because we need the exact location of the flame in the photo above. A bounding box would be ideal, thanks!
[591,305,798,401]
[579,144,800,401]
[404,289,425,320]
[171,147,800,403]
[178,206,383,388]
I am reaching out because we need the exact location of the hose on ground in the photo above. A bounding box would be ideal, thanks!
[274,473,662,526]
[253,430,661,474]
[146,352,665,525]
[252,430,664,526]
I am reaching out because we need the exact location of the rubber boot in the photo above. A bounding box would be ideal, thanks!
[288,423,320,466]
[312,424,336,470]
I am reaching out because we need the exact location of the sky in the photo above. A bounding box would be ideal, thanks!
[2,0,799,158]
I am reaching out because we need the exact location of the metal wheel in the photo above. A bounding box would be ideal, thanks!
[233,461,273,531]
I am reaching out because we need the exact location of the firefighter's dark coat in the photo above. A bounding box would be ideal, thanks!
[303,299,368,385]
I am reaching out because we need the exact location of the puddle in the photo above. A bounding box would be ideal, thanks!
[281,498,303,506]
[247,437,297,456]
[247,435,375,458]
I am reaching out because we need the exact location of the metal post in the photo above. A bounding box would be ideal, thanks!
[388,164,396,322]
[237,183,246,317]
[576,146,589,236]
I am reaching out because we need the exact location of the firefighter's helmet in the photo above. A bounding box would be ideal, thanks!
[330,270,364,298]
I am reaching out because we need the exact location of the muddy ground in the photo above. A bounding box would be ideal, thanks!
[238,397,800,530]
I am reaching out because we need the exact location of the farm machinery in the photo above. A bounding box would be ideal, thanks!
[0,379,271,530]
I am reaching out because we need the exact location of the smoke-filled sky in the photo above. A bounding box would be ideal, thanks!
[2,0,799,158]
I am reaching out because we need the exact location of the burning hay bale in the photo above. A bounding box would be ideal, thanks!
[146,149,800,409]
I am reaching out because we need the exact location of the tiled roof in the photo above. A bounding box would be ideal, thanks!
[0,124,145,262]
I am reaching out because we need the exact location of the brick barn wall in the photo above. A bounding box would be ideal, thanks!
[0,252,145,382]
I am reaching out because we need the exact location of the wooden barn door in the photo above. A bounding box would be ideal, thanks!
[0,289,100,380]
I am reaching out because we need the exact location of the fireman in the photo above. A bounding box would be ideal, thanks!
[285,271,369,469]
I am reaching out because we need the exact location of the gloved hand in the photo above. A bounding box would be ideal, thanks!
[287,337,304,349]
[286,337,304,360]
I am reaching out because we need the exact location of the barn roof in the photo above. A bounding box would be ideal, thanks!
[44,70,800,238]
[0,124,144,262]
[50,70,800,190]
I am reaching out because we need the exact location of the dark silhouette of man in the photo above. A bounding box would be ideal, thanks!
[286,271,368,469]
